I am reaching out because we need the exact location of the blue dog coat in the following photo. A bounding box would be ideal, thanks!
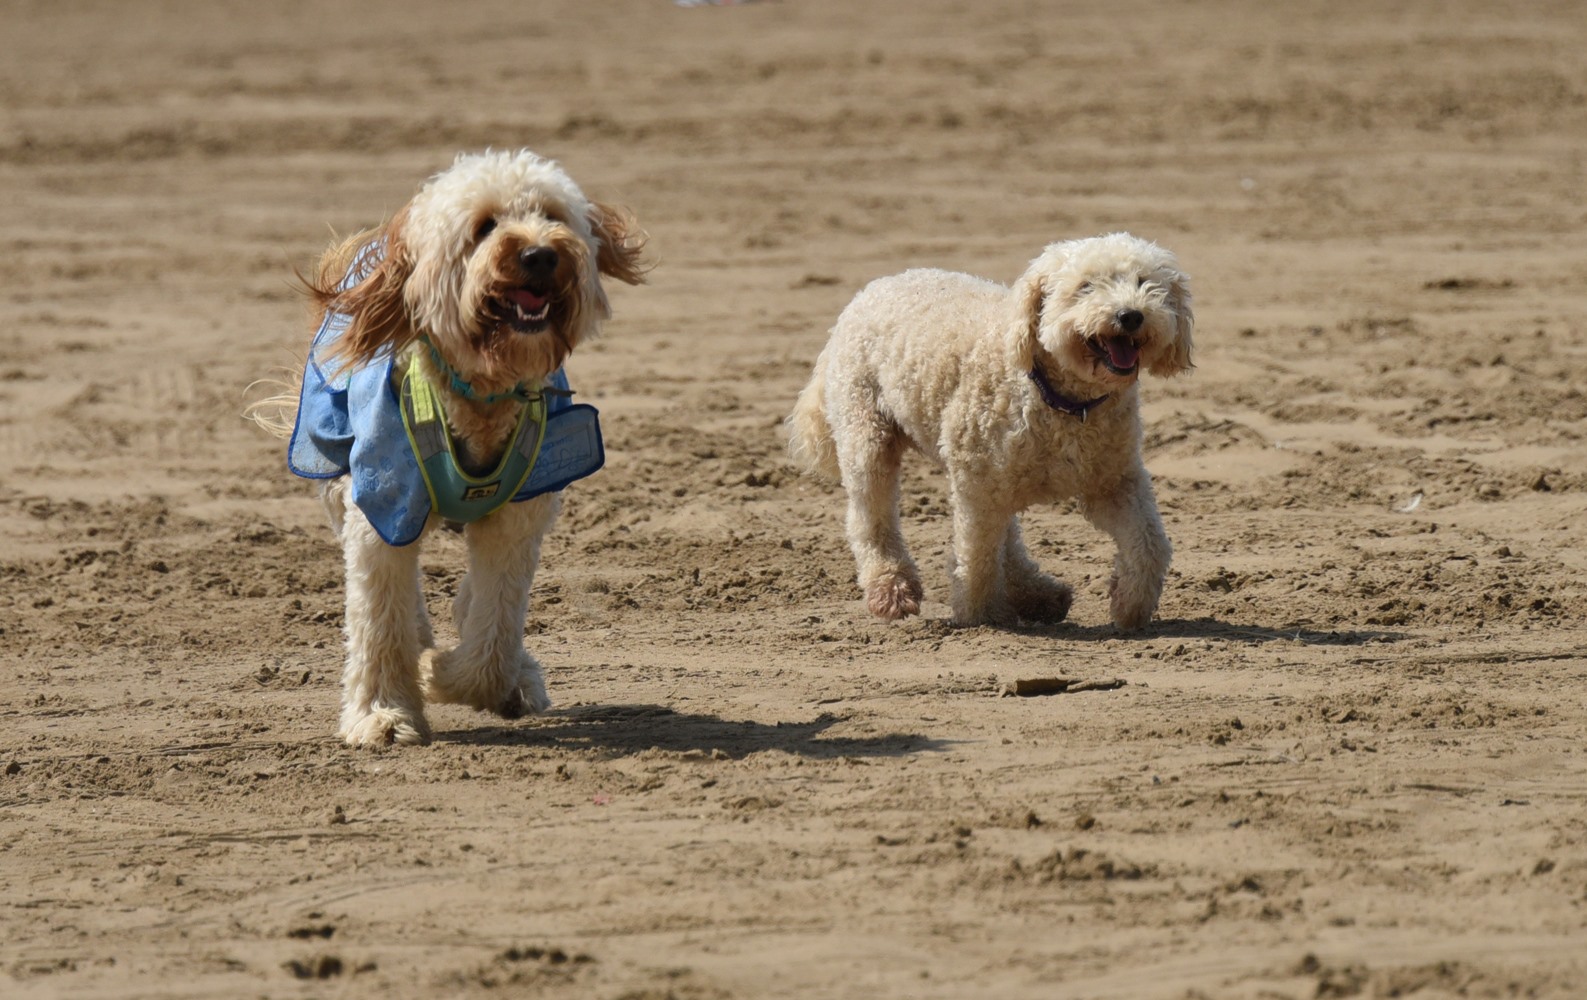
[287,308,604,547]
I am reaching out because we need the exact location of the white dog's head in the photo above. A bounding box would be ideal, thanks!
[312,149,647,391]
[1013,232,1193,388]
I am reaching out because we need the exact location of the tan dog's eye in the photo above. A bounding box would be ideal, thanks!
[1137,275,1147,287]
[474,217,497,241]
[1077,281,1093,295]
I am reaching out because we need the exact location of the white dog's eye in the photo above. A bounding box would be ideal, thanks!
[1077,281,1093,295]
[1137,275,1148,288]
[474,218,498,241]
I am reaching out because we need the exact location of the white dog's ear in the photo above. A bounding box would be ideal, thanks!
[310,208,416,373]
[588,202,650,286]
[1148,268,1194,377]
[1010,266,1050,372]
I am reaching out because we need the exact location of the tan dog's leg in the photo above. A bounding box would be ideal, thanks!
[415,585,435,649]
[336,502,433,747]
[423,493,559,717]
[1081,468,1171,630]
[837,414,922,620]
[1000,516,1073,624]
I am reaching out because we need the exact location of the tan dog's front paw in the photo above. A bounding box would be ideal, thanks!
[497,651,551,719]
[866,572,923,621]
[420,648,463,705]
[422,647,550,718]
[339,704,432,748]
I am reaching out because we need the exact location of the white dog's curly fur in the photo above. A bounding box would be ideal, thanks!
[255,150,646,747]
[788,232,1193,629]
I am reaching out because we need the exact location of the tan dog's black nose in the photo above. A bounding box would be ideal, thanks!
[519,246,558,281]
[1116,309,1144,334]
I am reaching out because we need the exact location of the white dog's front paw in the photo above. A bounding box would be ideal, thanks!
[339,704,432,748]
[1108,573,1162,631]
[865,570,923,621]
[422,647,550,719]
[950,601,1020,628]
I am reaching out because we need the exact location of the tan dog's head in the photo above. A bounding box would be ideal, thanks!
[1013,232,1193,388]
[311,150,647,391]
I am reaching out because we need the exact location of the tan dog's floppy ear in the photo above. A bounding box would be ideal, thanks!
[588,201,650,285]
[306,207,416,373]
[1147,268,1194,377]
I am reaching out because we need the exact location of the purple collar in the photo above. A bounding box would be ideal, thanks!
[1028,365,1109,421]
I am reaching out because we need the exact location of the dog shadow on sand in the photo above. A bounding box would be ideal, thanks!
[1032,615,1408,647]
[449,705,959,761]
[439,618,1402,755]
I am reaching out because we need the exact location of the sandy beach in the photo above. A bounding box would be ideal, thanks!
[3,1,1586,996]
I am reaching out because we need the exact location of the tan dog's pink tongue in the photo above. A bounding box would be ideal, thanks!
[506,289,548,310]
[1106,337,1140,369]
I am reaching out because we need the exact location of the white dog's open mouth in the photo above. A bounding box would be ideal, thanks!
[1089,335,1140,375]
[492,287,553,333]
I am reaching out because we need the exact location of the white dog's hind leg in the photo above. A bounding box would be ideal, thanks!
[1081,467,1172,630]
[1000,516,1073,624]
[837,418,922,620]
[336,503,433,747]
[422,493,560,718]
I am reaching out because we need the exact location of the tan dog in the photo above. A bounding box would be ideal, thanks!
[788,233,1193,629]
[253,150,646,746]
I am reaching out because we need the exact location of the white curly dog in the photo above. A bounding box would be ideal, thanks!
[253,150,646,746]
[788,232,1193,630]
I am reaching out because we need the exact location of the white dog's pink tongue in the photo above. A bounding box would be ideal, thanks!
[506,289,548,311]
[1105,337,1140,370]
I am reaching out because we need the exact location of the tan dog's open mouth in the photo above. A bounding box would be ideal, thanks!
[492,287,554,333]
[1089,335,1140,376]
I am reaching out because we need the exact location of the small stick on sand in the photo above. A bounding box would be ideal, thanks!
[1002,677,1127,697]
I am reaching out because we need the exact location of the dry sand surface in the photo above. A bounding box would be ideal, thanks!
[4,1,1587,997]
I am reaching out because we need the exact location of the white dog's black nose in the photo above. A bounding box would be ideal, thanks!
[519,247,558,281]
[1116,309,1144,334]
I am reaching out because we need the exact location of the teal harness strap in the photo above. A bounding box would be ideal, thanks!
[422,337,541,405]
[399,364,549,524]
